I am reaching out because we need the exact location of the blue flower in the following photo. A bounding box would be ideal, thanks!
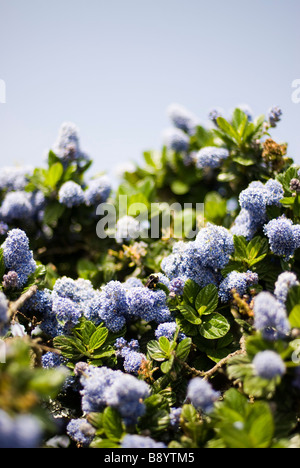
[67,419,96,447]
[127,287,172,324]
[106,373,150,425]
[162,128,190,153]
[80,366,123,413]
[121,434,166,448]
[268,106,282,127]
[253,291,290,341]
[42,352,66,369]
[84,176,111,206]
[170,407,182,429]
[253,351,285,380]
[0,410,42,448]
[2,229,36,287]
[167,103,199,135]
[274,272,299,305]
[219,270,258,303]
[52,122,90,165]
[0,166,33,192]
[187,378,220,413]
[264,216,300,259]
[194,224,234,270]
[58,181,85,208]
[195,147,229,170]
[92,281,128,332]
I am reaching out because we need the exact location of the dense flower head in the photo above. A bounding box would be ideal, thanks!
[127,287,171,323]
[194,224,234,270]
[84,175,112,206]
[219,270,259,303]
[264,216,300,259]
[169,277,185,296]
[0,410,42,448]
[67,419,96,447]
[121,434,166,449]
[170,407,182,429]
[2,229,36,287]
[268,106,282,127]
[58,181,85,208]
[80,366,123,413]
[274,272,299,305]
[52,296,82,334]
[230,208,262,240]
[42,351,66,369]
[167,103,199,135]
[106,373,150,425]
[162,127,190,153]
[0,166,33,192]
[253,291,290,341]
[155,322,186,342]
[187,378,220,413]
[232,179,284,240]
[52,122,90,165]
[2,271,19,290]
[122,349,146,375]
[91,281,128,332]
[195,146,229,170]
[161,240,219,288]
[253,351,286,380]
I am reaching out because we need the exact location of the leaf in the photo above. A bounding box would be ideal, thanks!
[147,340,167,361]
[199,313,230,340]
[161,355,174,374]
[233,235,248,260]
[178,305,202,325]
[289,305,300,328]
[46,162,64,188]
[43,201,66,225]
[216,117,241,145]
[89,327,109,352]
[159,336,171,355]
[171,180,190,195]
[183,280,201,306]
[176,337,192,361]
[102,407,124,442]
[195,284,219,316]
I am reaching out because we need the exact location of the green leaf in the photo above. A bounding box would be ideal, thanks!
[199,313,230,340]
[216,117,241,144]
[46,162,64,188]
[233,235,248,260]
[102,407,124,442]
[159,336,171,355]
[147,340,167,361]
[176,337,192,361]
[171,180,190,195]
[195,284,219,316]
[178,304,202,325]
[0,248,5,279]
[161,355,174,374]
[289,305,300,328]
[89,327,108,352]
[183,279,201,306]
[43,201,66,225]
[29,368,69,398]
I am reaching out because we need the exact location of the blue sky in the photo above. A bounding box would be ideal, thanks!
[0,0,299,178]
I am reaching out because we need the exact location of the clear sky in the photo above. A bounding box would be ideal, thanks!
[0,0,299,178]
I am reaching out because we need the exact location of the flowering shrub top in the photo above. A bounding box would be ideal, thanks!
[0,103,300,449]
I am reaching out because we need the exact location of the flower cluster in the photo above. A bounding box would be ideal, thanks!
[52,122,90,166]
[195,147,229,170]
[2,229,36,287]
[253,291,290,341]
[0,410,42,449]
[80,366,149,425]
[187,378,220,413]
[231,179,284,240]
[253,351,286,380]
[218,270,259,303]
[264,216,300,259]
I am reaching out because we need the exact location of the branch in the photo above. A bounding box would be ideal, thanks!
[8,285,38,319]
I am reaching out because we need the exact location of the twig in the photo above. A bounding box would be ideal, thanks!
[8,285,38,319]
